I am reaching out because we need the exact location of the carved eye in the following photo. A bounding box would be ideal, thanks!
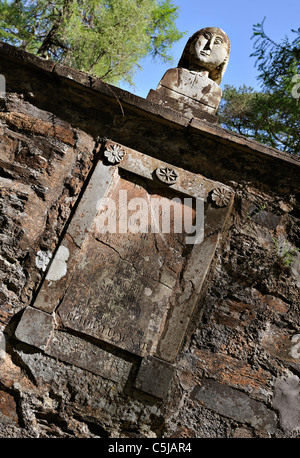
[203,32,212,40]
[214,37,223,44]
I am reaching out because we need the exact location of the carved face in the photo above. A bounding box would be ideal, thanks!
[178,27,230,84]
[190,28,229,71]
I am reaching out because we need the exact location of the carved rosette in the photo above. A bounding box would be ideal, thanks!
[156,167,179,185]
[104,144,126,164]
[211,187,231,207]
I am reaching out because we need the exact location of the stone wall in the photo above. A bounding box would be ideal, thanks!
[0,42,300,438]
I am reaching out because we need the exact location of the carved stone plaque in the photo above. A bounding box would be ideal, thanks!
[57,173,188,357]
[15,140,233,397]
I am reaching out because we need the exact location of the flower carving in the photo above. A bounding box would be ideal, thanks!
[156,167,179,184]
[104,144,126,164]
[211,187,231,207]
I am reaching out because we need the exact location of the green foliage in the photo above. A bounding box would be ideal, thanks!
[219,83,300,153]
[218,19,300,155]
[0,0,184,85]
[246,203,266,221]
[251,18,300,92]
[272,237,300,269]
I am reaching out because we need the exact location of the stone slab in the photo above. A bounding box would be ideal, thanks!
[191,379,277,434]
[32,162,118,313]
[273,376,300,433]
[119,147,213,198]
[15,306,54,350]
[147,67,221,120]
[15,309,132,383]
[57,172,190,357]
[33,235,79,313]
[67,160,118,248]
[157,68,222,108]
[147,89,217,123]
[134,356,174,399]
[154,233,220,362]
[45,330,132,384]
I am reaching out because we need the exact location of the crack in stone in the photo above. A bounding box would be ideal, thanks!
[65,232,81,250]
[95,237,173,290]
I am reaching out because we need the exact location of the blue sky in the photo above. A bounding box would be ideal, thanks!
[121,0,300,98]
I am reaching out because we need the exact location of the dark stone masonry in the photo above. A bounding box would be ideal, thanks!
[0,40,299,438]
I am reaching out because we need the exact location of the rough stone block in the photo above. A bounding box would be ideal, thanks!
[45,330,132,384]
[157,68,221,106]
[262,325,300,364]
[273,376,300,433]
[33,237,79,313]
[147,67,221,120]
[15,307,54,350]
[147,88,217,123]
[0,390,18,424]
[2,112,76,146]
[134,357,174,399]
[191,379,277,434]
[183,349,271,394]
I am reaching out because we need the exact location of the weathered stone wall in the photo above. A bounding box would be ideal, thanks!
[0,42,300,438]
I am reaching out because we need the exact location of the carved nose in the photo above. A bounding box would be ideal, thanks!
[207,39,214,50]
[204,39,213,51]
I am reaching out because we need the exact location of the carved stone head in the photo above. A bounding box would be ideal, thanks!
[178,27,230,85]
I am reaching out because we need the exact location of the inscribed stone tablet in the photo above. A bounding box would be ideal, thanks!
[57,173,194,357]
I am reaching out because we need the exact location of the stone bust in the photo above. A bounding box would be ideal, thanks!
[147,27,230,122]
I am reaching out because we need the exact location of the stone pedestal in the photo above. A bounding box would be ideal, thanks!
[147,67,222,122]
